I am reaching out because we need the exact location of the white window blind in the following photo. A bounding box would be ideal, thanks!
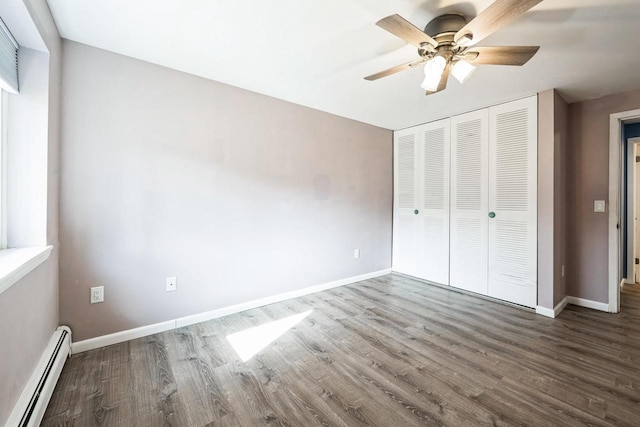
[0,17,18,93]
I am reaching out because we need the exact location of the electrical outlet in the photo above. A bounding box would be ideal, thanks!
[166,276,177,292]
[354,249,360,259]
[91,286,104,304]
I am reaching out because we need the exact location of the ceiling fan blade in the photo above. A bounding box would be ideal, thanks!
[425,61,452,96]
[376,14,438,48]
[454,0,543,46]
[465,46,540,65]
[364,59,426,81]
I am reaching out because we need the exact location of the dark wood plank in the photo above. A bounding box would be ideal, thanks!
[42,275,640,426]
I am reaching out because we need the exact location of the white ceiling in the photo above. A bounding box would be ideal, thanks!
[47,0,640,130]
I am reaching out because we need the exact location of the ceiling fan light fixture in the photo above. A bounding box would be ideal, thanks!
[457,32,473,47]
[451,59,476,84]
[421,56,446,92]
[367,5,543,92]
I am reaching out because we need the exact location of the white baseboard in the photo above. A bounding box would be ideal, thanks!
[538,295,610,317]
[566,296,609,312]
[71,268,392,354]
[535,305,554,318]
[535,296,569,318]
[71,319,176,354]
[6,326,71,427]
[555,296,569,316]
[174,269,391,328]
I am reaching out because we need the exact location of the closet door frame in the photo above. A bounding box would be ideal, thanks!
[391,94,538,308]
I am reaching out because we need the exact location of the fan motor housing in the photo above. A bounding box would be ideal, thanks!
[424,14,467,39]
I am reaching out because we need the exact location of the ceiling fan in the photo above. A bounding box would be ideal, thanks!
[365,0,543,95]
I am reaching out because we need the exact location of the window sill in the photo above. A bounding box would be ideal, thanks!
[0,246,53,295]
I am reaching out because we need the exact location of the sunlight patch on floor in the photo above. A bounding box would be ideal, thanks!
[226,310,312,362]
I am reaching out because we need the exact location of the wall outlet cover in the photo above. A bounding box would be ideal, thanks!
[166,276,177,292]
[354,249,360,259]
[91,286,104,304]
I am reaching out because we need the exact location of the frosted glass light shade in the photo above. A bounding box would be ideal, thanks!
[421,56,447,92]
[451,59,476,84]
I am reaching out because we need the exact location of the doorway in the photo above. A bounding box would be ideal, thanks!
[625,135,640,284]
[609,110,640,314]
[635,139,640,283]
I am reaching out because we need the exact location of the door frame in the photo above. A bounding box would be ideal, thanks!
[625,137,640,284]
[609,109,640,313]
[635,146,640,282]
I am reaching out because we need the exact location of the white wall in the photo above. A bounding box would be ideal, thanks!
[59,41,393,341]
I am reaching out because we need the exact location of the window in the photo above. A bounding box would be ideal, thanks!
[0,17,19,93]
[0,16,18,250]
[0,13,52,296]
[0,89,6,249]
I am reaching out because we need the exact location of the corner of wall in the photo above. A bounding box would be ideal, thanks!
[537,89,555,309]
[537,89,571,310]
[553,90,570,306]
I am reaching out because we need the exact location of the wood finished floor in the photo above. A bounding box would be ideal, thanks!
[43,274,640,426]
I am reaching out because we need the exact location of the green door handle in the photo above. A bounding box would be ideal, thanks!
[414,209,419,215]
[488,212,496,218]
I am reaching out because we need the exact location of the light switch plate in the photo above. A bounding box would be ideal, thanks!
[594,200,606,213]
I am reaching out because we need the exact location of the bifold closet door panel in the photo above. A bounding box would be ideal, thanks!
[392,128,420,277]
[487,96,538,308]
[450,110,489,295]
[417,119,450,285]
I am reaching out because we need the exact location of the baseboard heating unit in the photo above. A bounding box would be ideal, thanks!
[6,326,71,427]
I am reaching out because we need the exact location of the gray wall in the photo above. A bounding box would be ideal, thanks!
[0,0,61,423]
[0,259,58,423]
[568,88,640,303]
[537,90,555,309]
[553,91,569,306]
[537,89,569,310]
[59,41,393,341]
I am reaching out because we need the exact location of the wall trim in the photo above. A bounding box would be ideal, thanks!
[566,296,610,312]
[615,278,626,312]
[608,108,640,314]
[624,137,640,284]
[71,268,392,354]
[70,319,176,354]
[535,305,554,318]
[0,245,52,296]
[536,296,568,318]
[555,296,569,316]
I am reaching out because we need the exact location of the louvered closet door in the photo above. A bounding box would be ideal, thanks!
[417,119,450,285]
[487,96,537,307]
[450,110,489,295]
[392,128,420,277]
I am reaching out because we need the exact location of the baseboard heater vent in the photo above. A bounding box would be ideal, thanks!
[6,326,71,427]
